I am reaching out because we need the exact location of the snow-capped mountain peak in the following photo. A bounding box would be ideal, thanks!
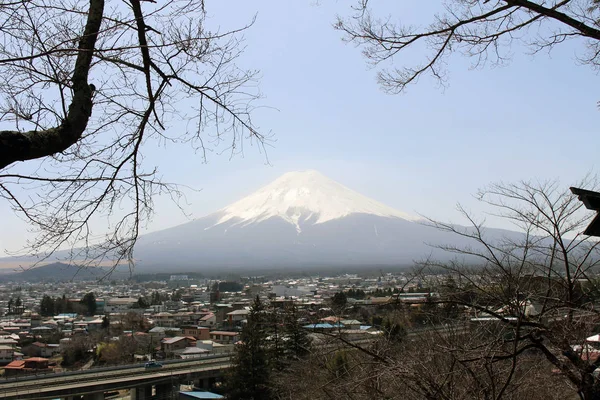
[213,170,417,232]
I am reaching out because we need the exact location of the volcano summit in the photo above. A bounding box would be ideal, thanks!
[213,170,418,233]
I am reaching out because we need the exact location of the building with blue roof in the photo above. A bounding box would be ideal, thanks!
[302,323,344,330]
[179,391,224,399]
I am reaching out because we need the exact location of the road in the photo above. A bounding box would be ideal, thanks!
[0,355,232,400]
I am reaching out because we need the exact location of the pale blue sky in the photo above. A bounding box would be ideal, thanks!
[1,1,599,252]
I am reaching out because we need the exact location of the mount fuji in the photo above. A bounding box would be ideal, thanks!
[133,170,487,271]
[212,170,418,233]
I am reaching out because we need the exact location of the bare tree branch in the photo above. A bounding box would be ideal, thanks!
[336,0,600,93]
[0,0,269,272]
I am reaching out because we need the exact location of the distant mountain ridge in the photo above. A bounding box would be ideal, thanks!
[1,170,523,274]
[0,262,130,282]
[131,170,517,271]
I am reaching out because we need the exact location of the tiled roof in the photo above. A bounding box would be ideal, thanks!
[227,309,249,316]
[209,331,239,336]
[4,360,25,369]
[162,336,192,344]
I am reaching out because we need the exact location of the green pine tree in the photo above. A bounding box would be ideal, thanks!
[283,304,311,359]
[331,292,347,309]
[327,350,350,379]
[225,296,272,400]
[267,310,286,371]
[40,295,55,317]
[137,296,149,309]
[101,315,110,330]
[383,317,406,343]
[80,292,97,316]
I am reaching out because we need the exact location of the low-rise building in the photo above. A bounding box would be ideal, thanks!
[226,309,249,326]
[196,340,232,355]
[22,342,60,358]
[182,326,210,340]
[161,336,196,356]
[198,313,216,328]
[175,347,209,359]
[149,326,182,340]
[154,312,177,328]
[4,357,52,377]
[209,331,239,344]
[0,337,18,347]
[31,326,56,339]
[104,297,138,313]
[340,319,362,330]
[0,345,14,363]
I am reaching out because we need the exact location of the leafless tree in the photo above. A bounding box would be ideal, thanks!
[336,0,600,93]
[275,177,600,399]
[0,0,268,271]
[408,177,600,399]
[274,328,572,399]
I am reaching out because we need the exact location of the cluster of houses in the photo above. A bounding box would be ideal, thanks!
[0,272,428,375]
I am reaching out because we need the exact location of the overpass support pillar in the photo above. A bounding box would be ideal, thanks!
[131,385,152,400]
[156,383,176,398]
[83,393,104,400]
[194,378,210,389]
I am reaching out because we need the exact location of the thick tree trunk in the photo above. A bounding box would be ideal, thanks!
[503,0,600,40]
[0,0,104,170]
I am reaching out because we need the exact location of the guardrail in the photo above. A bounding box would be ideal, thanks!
[0,363,233,400]
[0,352,234,385]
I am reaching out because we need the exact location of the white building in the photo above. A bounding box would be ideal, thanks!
[0,345,13,363]
[104,298,138,313]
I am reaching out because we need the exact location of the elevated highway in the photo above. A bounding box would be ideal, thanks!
[0,354,232,400]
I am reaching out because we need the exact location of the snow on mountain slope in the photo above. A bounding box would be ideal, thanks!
[212,170,418,232]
